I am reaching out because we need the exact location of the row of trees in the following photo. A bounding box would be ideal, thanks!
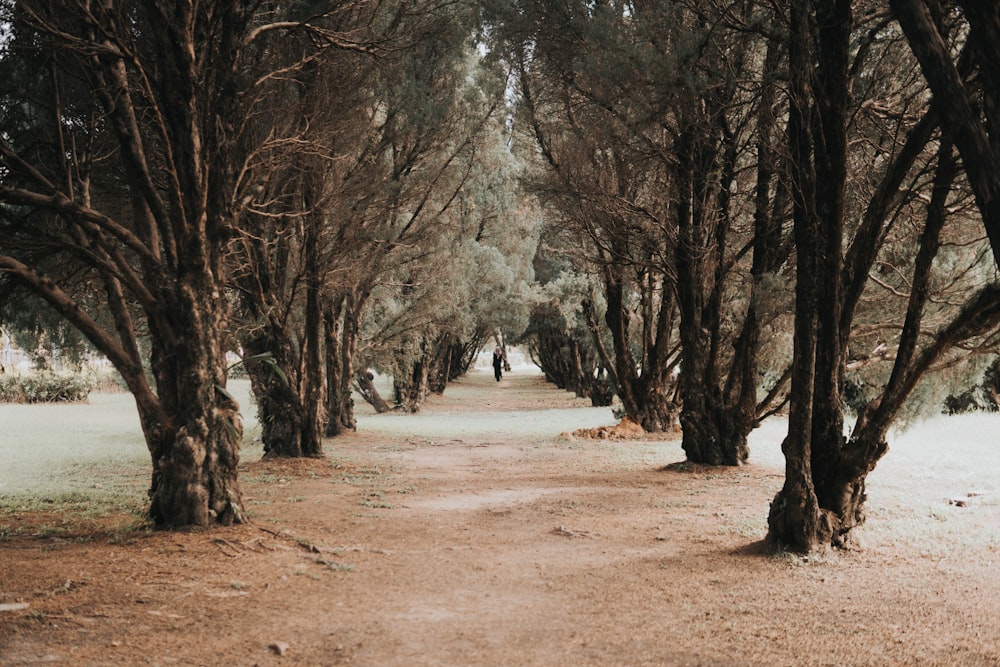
[4,0,1000,553]
[486,0,1000,551]
[0,1,534,527]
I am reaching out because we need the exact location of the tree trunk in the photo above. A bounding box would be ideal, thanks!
[449,333,488,381]
[146,287,245,527]
[768,0,852,552]
[147,384,245,527]
[395,356,430,412]
[427,335,453,394]
[236,211,325,458]
[324,291,365,436]
[242,320,324,458]
[356,371,392,413]
[679,388,749,466]
[300,234,327,453]
[530,325,614,407]
[601,267,680,432]
[892,0,1000,268]
[244,330,304,457]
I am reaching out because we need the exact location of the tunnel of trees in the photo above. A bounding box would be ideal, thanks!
[2,0,1000,552]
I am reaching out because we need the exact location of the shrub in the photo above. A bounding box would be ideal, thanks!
[0,371,97,403]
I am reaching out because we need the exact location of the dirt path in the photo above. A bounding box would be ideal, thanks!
[2,368,999,666]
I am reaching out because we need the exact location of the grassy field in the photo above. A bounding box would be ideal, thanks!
[0,380,260,516]
[2,374,999,551]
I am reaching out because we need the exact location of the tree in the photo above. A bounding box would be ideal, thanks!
[361,120,538,412]
[767,0,1000,551]
[327,15,536,417]
[491,1,685,432]
[489,0,791,460]
[0,1,257,526]
[317,3,488,430]
[524,264,614,407]
[230,2,386,457]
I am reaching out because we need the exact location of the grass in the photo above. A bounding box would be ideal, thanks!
[0,380,260,526]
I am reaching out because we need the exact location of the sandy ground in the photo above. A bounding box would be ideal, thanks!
[1,367,999,666]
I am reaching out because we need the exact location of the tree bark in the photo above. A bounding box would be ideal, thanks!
[243,330,303,457]
[766,0,828,552]
[145,275,246,527]
[356,371,392,413]
[892,0,1000,268]
[601,266,679,432]
[395,355,430,413]
[324,291,365,436]
[0,1,257,527]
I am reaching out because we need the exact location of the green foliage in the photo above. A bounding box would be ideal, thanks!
[943,357,1000,415]
[0,371,96,403]
[226,352,288,387]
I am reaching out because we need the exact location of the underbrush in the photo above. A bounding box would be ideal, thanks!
[0,371,98,403]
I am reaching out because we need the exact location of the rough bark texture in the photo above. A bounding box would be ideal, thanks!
[145,271,246,526]
[324,292,364,436]
[395,357,430,413]
[766,0,827,552]
[242,321,323,459]
[892,0,1000,268]
[768,0,953,551]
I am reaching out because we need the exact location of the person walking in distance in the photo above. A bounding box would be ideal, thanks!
[492,346,504,382]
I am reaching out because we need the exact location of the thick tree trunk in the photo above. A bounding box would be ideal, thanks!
[679,390,750,466]
[237,220,325,458]
[766,0,827,553]
[673,115,749,463]
[427,335,453,395]
[146,287,245,527]
[147,385,245,527]
[769,0,871,552]
[244,331,304,457]
[242,323,323,458]
[0,1,254,529]
[394,358,430,412]
[676,303,755,466]
[630,386,678,433]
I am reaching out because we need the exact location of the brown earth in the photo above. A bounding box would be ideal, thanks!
[1,369,999,666]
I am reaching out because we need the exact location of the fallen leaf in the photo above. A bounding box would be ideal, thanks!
[269,641,290,656]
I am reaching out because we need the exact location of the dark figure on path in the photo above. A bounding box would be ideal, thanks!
[492,346,503,382]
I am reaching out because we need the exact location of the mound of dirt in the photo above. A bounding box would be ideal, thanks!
[568,416,648,440]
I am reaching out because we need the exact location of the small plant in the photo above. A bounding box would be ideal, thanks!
[360,491,394,509]
[315,557,355,572]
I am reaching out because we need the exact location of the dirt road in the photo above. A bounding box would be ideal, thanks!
[2,368,999,665]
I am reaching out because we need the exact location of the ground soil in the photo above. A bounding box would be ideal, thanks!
[1,369,999,666]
